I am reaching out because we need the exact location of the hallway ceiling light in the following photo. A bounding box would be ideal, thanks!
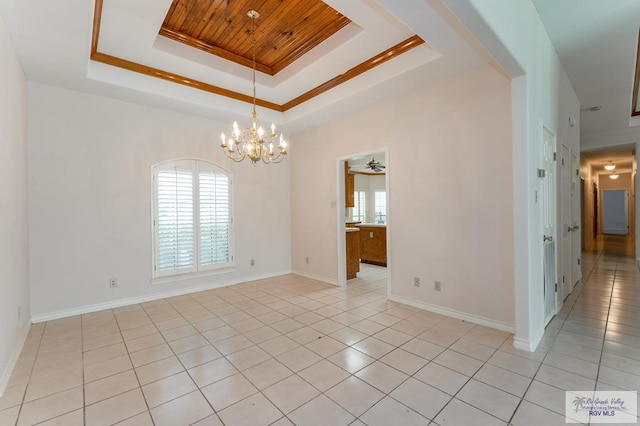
[609,172,619,179]
[604,161,616,171]
[220,10,287,166]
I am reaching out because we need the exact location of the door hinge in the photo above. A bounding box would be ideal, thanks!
[578,258,581,265]
[563,275,565,283]
[555,283,558,292]
[537,169,546,178]
[553,152,557,161]
[561,158,565,166]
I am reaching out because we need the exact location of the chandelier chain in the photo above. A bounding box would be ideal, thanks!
[251,12,257,118]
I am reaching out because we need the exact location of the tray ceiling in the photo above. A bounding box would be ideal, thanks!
[0,0,494,132]
[160,0,351,76]
[92,0,430,114]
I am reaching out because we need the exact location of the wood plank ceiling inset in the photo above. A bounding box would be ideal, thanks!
[160,0,351,76]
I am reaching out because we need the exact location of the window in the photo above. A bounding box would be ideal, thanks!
[352,190,366,222]
[152,159,232,278]
[374,191,387,224]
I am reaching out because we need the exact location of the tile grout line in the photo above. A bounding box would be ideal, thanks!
[114,306,155,425]
[13,322,45,426]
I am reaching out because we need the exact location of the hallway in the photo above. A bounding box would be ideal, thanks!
[530,234,639,424]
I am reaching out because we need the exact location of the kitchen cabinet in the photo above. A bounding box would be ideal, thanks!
[346,228,360,279]
[357,225,386,266]
[345,162,354,208]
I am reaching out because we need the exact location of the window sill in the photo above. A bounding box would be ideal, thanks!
[151,267,235,286]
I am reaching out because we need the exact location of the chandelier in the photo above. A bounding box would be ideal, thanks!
[220,10,287,165]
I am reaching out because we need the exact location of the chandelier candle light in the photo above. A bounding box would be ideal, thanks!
[220,10,287,165]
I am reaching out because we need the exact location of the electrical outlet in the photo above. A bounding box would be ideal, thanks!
[434,280,442,291]
[413,277,420,287]
[306,257,309,264]
[250,259,255,266]
[109,278,117,288]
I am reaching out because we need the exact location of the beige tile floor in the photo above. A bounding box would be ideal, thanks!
[1,244,640,425]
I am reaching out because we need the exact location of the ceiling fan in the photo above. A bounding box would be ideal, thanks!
[350,157,386,173]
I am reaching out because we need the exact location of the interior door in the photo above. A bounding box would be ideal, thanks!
[581,178,586,250]
[603,189,629,235]
[571,153,582,283]
[561,145,572,299]
[542,126,557,324]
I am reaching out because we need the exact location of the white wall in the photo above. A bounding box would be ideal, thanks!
[445,0,581,350]
[27,83,291,319]
[291,64,515,329]
[0,12,30,395]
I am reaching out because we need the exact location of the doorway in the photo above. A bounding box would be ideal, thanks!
[541,125,557,325]
[337,148,390,295]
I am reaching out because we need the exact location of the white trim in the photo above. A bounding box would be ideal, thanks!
[151,266,235,286]
[389,294,515,334]
[0,321,31,397]
[512,326,544,352]
[31,270,291,323]
[291,271,339,286]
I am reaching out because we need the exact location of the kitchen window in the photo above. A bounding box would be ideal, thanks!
[353,190,366,222]
[152,159,233,279]
[374,191,387,224]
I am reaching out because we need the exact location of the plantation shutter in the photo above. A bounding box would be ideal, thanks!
[153,159,232,278]
[156,163,195,273]
[198,165,231,267]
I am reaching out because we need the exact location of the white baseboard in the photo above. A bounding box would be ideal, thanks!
[388,294,515,334]
[31,270,292,323]
[290,271,338,287]
[0,320,31,397]
[512,327,544,352]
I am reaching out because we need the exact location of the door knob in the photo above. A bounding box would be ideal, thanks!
[543,235,553,242]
